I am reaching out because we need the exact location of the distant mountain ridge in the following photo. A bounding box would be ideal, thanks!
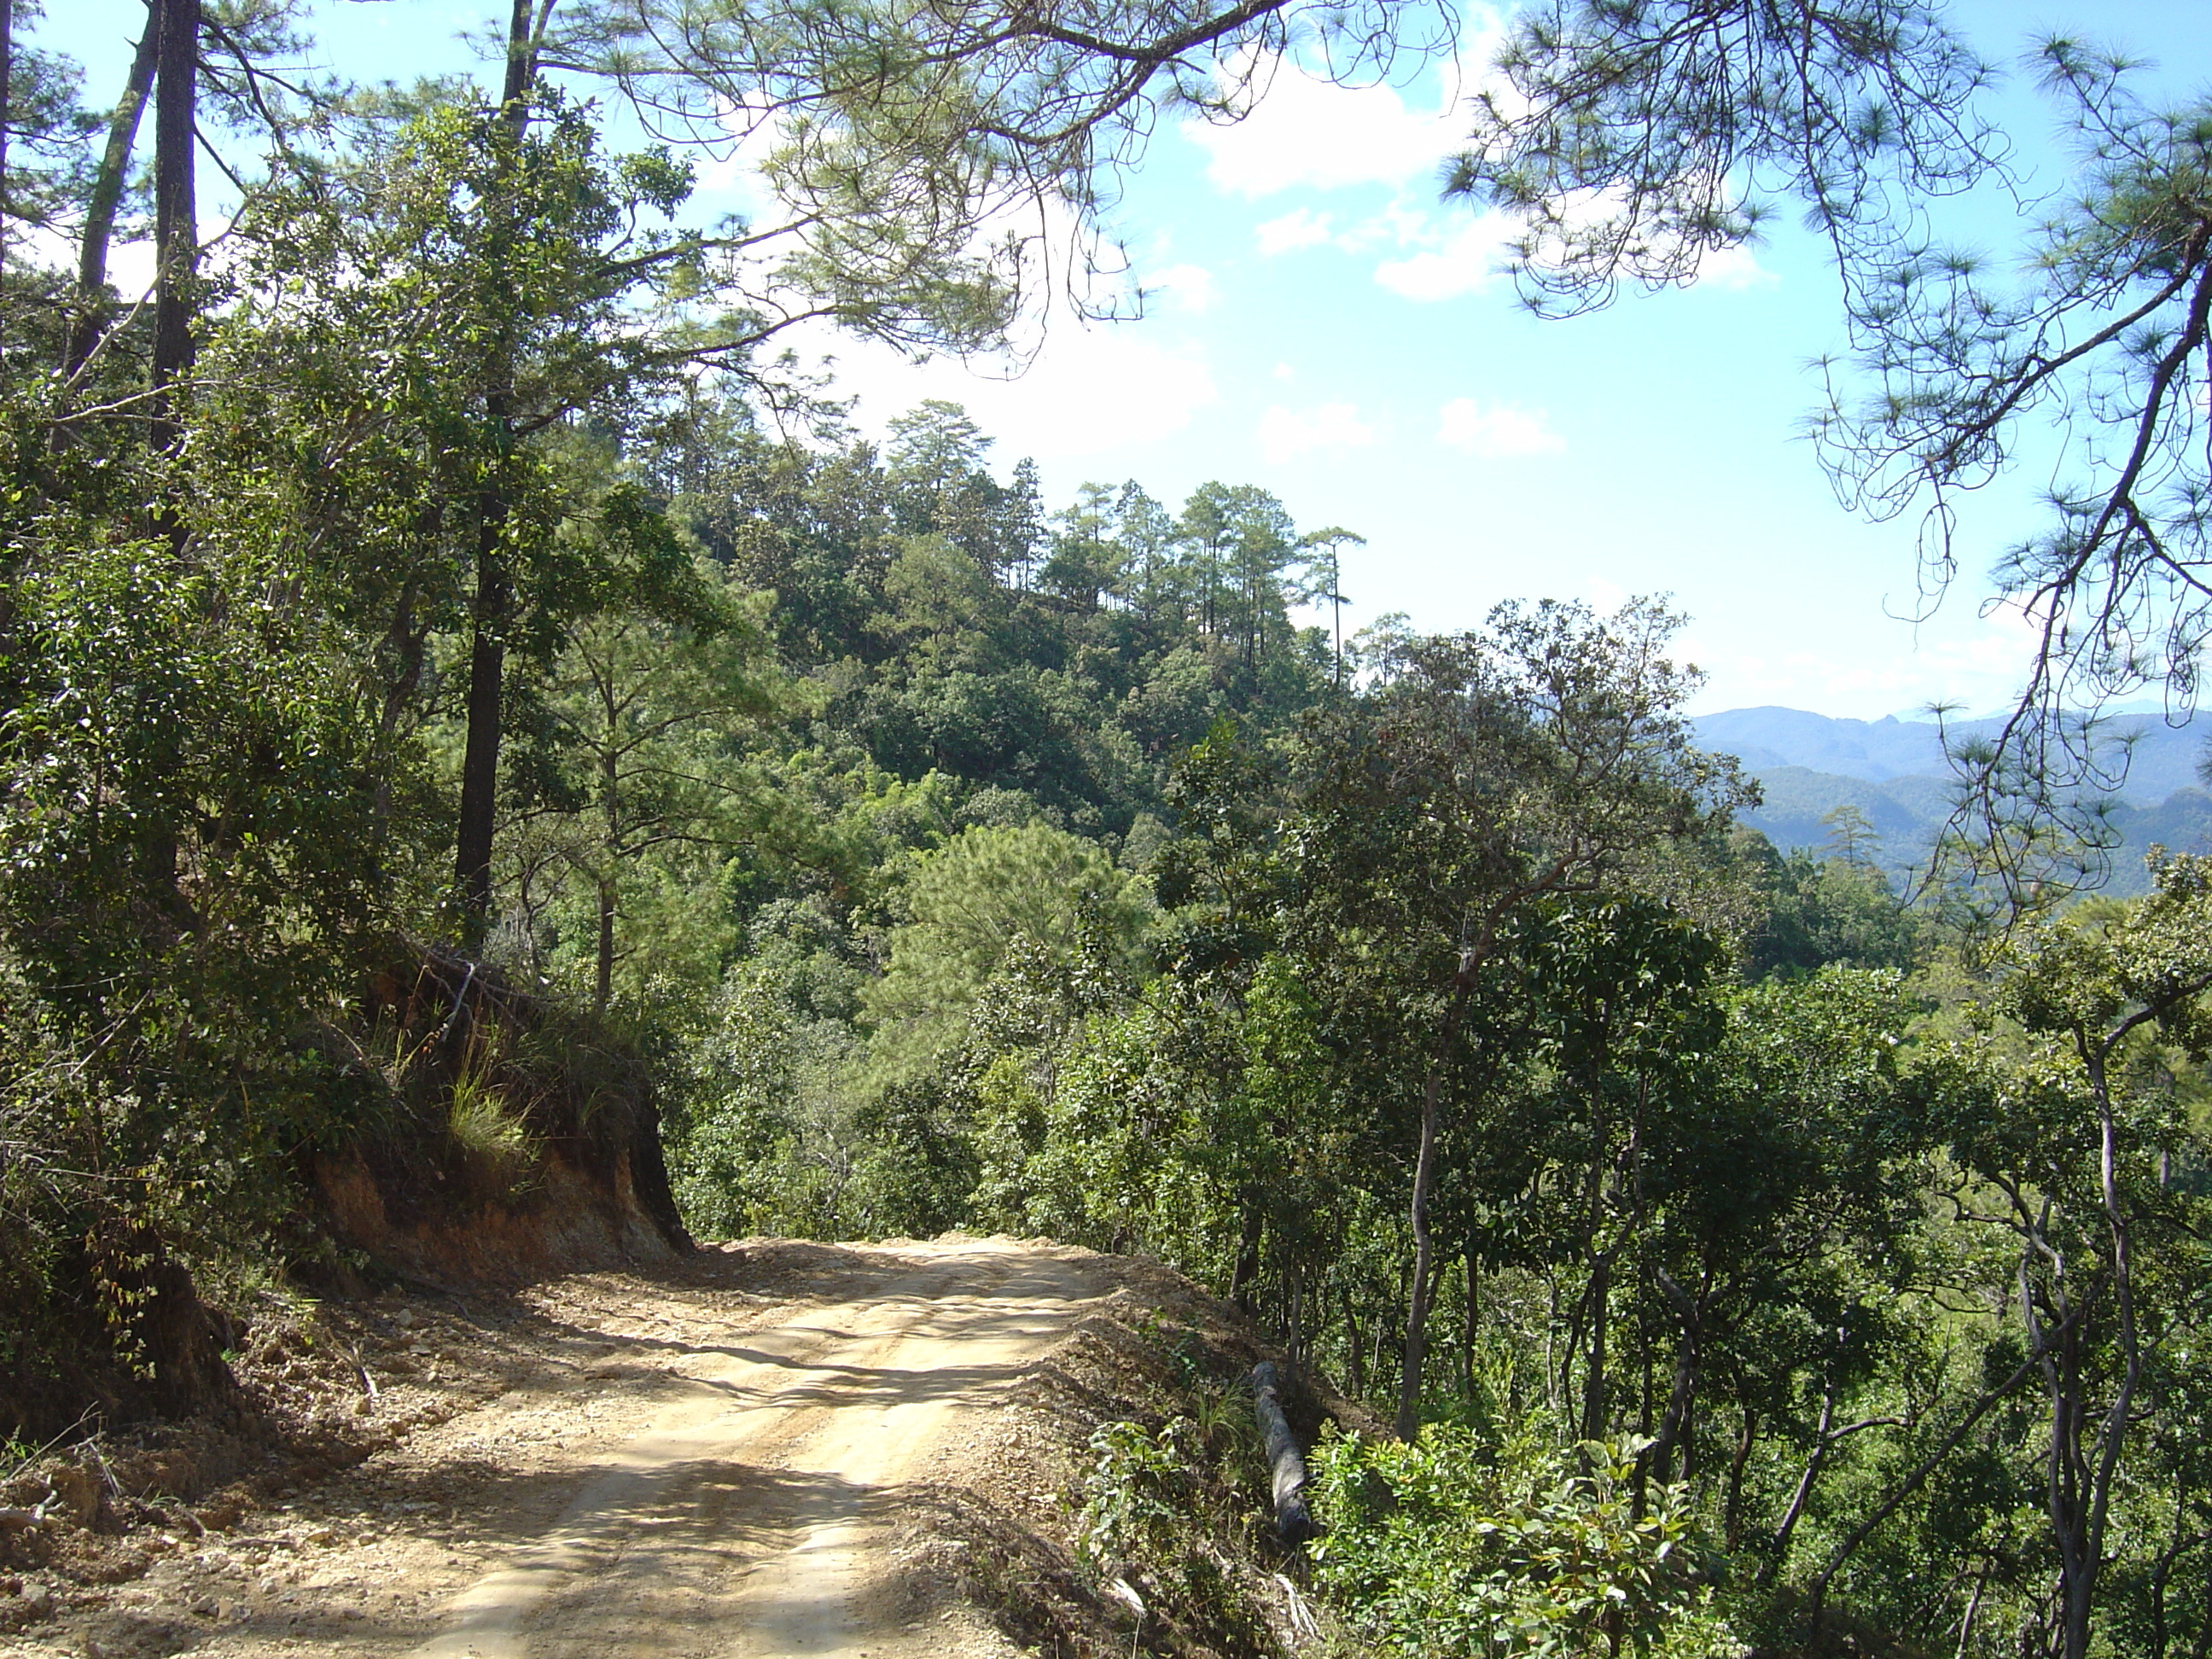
[1690,705,2212,896]
[1691,705,2210,802]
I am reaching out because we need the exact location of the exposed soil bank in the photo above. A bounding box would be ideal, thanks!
[0,1236,1339,1659]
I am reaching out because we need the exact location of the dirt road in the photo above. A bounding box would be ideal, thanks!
[15,1236,1127,1659]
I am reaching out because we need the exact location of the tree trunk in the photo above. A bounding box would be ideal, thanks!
[1395,963,1479,1441]
[1228,1203,1262,1313]
[1,0,14,364]
[1724,1408,1757,1549]
[1767,1384,1835,1587]
[451,0,544,930]
[148,0,198,451]
[2049,1053,2145,1659]
[595,874,615,1015]
[454,538,507,930]
[592,738,619,1013]
[127,0,198,918]
[1252,1361,1313,1543]
[1394,1066,1443,1440]
[1461,1254,1479,1396]
[65,8,158,381]
[1343,1285,1365,1400]
[1581,1252,1610,1440]
[1643,1266,1708,1493]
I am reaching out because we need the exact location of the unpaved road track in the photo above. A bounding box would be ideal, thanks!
[20,1237,1111,1659]
[406,1237,1078,1659]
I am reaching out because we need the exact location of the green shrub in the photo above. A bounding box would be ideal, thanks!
[1311,1430,1735,1659]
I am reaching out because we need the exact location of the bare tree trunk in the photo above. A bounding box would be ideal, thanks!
[1766,1384,1835,1587]
[451,0,546,932]
[1724,1407,1757,1550]
[454,532,508,929]
[1956,1559,1992,1659]
[1343,1284,1365,1400]
[1643,1265,1708,1493]
[131,0,198,918]
[66,9,159,381]
[595,736,619,1013]
[1252,1361,1313,1543]
[1,0,14,364]
[1394,1065,1444,1440]
[1395,964,1477,1441]
[1807,1351,2038,1619]
[595,876,615,1014]
[1228,1204,1263,1313]
[1461,1253,1479,1396]
[148,0,198,451]
[1581,1251,1610,1439]
[2050,1052,2145,1659]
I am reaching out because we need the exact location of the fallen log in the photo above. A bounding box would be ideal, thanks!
[1252,1360,1314,1544]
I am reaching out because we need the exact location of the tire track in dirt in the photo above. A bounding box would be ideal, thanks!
[398,1237,1093,1659]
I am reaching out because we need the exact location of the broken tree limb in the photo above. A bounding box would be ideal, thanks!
[1253,1360,1314,1544]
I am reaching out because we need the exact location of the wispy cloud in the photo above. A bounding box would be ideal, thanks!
[1146,263,1219,313]
[1258,402,1382,464]
[1374,213,1519,300]
[1436,398,1564,457]
[790,317,1220,461]
[1185,53,1473,198]
[1255,207,1336,256]
[1694,244,1781,291]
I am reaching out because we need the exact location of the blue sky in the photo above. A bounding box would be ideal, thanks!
[33,0,2212,718]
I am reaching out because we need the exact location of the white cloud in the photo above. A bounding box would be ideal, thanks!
[1583,576,1630,615]
[24,220,156,300]
[695,93,795,221]
[1374,212,1518,300]
[1188,67,1461,198]
[1691,604,2041,719]
[794,317,1219,462]
[1436,397,1564,458]
[1255,207,1336,256]
[1695,243,1781,291]
[1146,263,1219,313]
[1257,402,1382,465]
[1185,14,1508,200]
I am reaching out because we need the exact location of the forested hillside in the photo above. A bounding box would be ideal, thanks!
[11,3,2212,1659]
[1695,707,2212,894]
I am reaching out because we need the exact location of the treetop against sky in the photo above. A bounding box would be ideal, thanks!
[34,0,2212,721]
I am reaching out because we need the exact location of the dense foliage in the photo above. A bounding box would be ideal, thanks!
[11,4,2212,1659]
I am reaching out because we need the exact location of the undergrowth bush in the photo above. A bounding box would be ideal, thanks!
[1073,1395,1285,1656]
[1311,1430,1734,1659]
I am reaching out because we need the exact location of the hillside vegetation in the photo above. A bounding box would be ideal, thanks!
[11,4,2212,1659]
[1697,707,2212,894]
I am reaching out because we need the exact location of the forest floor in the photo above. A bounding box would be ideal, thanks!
[0,1236,1314,1659]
